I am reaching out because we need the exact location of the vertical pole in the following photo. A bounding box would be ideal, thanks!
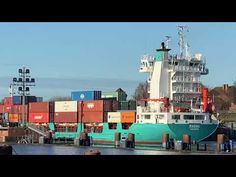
[22,66,25,127]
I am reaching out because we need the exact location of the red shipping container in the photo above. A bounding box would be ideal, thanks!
[4,97,13,106]
[112,100,120,111]
[78,100,113,112]
[28,113,50,123]
[10,105,20,114]
[78,111,107,123]
[18,105,28,114]
[0,105,4,113]
[29,102,53,113]
[54,112,77,123]
[4,105,11,113]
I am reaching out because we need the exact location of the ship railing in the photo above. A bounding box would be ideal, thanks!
[27,123,49,137]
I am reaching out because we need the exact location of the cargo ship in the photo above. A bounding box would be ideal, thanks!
[0,26,219,146]
[47,26,218,145]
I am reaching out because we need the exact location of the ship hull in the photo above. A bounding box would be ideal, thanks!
[50,122,218,145]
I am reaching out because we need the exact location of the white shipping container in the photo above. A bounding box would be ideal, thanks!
[107,112,121,123]
[55,101,77,112]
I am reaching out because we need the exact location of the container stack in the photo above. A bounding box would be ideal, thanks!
[71,91,101,101]
[54,101,78,123]
[78,100,113,123]
[28,102,54,123]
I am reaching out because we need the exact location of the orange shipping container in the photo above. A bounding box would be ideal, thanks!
[121,112,136,123]
[9,114,19,123]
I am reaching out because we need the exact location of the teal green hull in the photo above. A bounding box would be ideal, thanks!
[49,122,218,144]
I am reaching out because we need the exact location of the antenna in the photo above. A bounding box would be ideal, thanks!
[177,25,189,59]
[165,36,171,49]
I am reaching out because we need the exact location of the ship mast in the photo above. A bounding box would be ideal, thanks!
[177,26,191,60]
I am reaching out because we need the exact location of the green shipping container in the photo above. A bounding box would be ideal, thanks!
[120,101,129,110]
[102,88,127,101]
[102,92,118,100]
[128,100,136,110]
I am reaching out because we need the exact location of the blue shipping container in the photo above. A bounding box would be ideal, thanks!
[71,91,101,101]
[12,96,37,105]
[36,97,43,102]
[13,96,22,105]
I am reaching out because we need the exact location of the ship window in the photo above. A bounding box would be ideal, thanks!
[195,115,205,120]
[122,123,132,129]
[108,123,117,130]
[145,115,151,119]
[172,115,180,120]
[183,115,194,120]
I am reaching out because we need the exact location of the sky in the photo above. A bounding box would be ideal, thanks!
[0,22,235,100]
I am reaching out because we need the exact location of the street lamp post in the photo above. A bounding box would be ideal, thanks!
[12,66,35,127]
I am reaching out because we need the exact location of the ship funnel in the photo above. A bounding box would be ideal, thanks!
[202,87,208,112]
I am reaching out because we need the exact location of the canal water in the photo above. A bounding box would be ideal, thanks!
[9,141,236,155]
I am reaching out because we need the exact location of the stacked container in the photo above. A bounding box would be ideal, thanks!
[71,91,101,101]
[120,101,129,110]
[0,105,4,113]
[54,101,77,123]
[120,111,136,123]
[78,100,113,123]
[28,102,54,123]
[107,112,121,123]
[4,97,13,113]
[18,105,28,123]
[9,105,20,123]
[12,96,37,105]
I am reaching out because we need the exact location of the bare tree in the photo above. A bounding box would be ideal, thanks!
[132,81,149,101]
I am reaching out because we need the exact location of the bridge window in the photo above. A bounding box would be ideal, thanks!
[195,115,205,120]
[172,115,180,119]
[183,115,194,120]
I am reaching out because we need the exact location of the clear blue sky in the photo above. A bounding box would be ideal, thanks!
[0,22,235,100]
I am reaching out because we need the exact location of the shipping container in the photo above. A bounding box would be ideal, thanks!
[4,97,13,106]
[10,105,20,114]
[28,113,50,123]
[13,96,22,105]
[55,101,77,112]
[128,100,136,110]
[121,112,136,123]
[36,97,43,102]
[79,111,107,123]
[18,105,28,114]
[29,102,53,113]
[18,113,28,123]
[54,112,77,123]
[71,91,101,101]
[4,105,11,113]
[0,105,4,113]
[107,112,121,123]
[120,101,129,110]
[112,100,120,111]
[78,100,113,112]
[101,91,118,100]
[9,114,19,123]
[12,96,37,105]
